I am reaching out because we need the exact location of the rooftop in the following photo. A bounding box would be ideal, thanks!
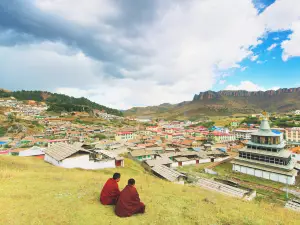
[151,165,186,182]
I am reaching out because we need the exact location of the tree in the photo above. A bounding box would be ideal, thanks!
[93,134,107,140]
[7,113,15,123]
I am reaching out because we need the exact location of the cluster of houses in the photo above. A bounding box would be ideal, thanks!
[0,97,48,118]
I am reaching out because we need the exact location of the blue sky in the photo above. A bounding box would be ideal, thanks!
[0,0,300,109]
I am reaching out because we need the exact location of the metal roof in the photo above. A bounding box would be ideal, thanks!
[45,143,88,161]
[151,165,186,182]
[144,157,173,167]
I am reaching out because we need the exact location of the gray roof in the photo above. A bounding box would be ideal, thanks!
[144,157,173,167]
[97,150,124,160]
[129,150,156,157]
[151,165,186,182]
[45,143,88,161]
[146,147,163,151]
[174,157,190,162]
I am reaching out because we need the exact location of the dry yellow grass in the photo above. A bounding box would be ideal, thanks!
[1,156,300,225]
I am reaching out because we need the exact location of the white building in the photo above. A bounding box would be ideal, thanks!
[44,143,124,169]
[232,117,297,185]
[286,127,300,144]
[233,129,257,140]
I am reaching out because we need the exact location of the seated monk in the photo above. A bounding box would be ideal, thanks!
[115,178,145,217]
[100,173,121,205]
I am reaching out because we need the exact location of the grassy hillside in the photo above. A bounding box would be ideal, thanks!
[1,157,300,225]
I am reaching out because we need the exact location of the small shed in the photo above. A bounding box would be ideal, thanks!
[151,165,187,184]
[19,146,45,159]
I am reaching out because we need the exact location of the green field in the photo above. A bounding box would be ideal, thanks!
[1,156,300,225]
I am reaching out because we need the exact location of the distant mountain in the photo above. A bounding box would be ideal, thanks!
[125,87,300,119]
[0,90,123,116]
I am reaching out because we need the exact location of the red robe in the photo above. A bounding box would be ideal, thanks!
[115,185,145,217]
[100,178,120,205]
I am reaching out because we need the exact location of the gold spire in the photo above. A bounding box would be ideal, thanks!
[260,111,269,120]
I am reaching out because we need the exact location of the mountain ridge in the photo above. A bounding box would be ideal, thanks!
[125,87,300,119]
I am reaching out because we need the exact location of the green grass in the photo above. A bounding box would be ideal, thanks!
[1,156,300,225]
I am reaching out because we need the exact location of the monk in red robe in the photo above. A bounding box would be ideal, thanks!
[115,178,145,217]
[100,173,121,205]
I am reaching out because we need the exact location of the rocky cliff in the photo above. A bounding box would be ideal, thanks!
[193,88,300,100]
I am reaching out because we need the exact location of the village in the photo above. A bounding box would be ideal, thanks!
[1,97,300,212]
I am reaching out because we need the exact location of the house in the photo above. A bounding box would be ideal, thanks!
[47,139,69,147]
[128,150,157,161]
[211,131,236,143]
[151,165,187,184]
[44,143,124,169]
[19,146,45,159]
[233,129,257,140]
[115,131,134,142]
[142,157,173,171]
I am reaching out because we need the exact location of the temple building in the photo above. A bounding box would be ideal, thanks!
[232,114,298,185]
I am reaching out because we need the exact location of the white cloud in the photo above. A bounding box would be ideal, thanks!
[225,81,265,91]
[267,43,277,51]
[270,86,280,91]
[225,81,281,92]
[281,21,300,61]
[261,0,300,60]
[250,55,259,61]
[2,0,300,109]
[219,80,226,85]
[34,0,119,26]
[241,66,247,71]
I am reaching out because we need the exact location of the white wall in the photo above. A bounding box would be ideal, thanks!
[232,164,295,185]
[199,158,211,164]
[61,155,116,170]
[182,160,196,166]
[44,154,61,166]
[171,162,178,168]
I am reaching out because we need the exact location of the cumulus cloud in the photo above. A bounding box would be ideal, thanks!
[225,81,280,92]
[261,0,300,60]
[0,0,299,109]
[225,81,266,91]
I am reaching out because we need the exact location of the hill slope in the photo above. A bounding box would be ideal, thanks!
[125,88,300,119]
[0,90,123,116]
[1,156,300,225]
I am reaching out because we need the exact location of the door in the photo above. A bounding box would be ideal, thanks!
[196,160,199,164]
[178,162,182,166]
[115,160,122,167]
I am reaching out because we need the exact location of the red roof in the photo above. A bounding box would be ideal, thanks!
[116,132,133,135]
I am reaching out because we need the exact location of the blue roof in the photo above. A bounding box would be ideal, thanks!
[192,147,201,152]
[272,130,282,134]
[217,148,227,153]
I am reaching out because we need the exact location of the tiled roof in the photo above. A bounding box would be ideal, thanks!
[151,165,186,182]
[44,142,88,161]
